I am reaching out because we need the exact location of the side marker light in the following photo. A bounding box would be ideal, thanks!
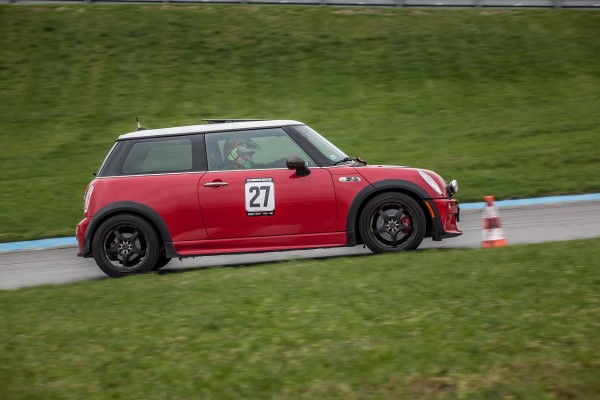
[424,201,435,218]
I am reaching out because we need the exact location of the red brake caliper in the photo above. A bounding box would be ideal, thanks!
[400,216,412,232]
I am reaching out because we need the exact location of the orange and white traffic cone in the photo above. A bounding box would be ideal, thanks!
[482,195,507,248]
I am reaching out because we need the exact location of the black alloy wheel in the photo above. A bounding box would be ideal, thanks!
[359,193,426,253]
[92,214,160,277]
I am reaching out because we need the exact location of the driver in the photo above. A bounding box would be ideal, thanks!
[223,138,287,169]
[223,138,260,169]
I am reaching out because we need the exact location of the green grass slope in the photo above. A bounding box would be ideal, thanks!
[1,239,599,399]
[1,5,599,241]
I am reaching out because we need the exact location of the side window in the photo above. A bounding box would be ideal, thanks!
[206,128,314,171]
[122,138,192,174]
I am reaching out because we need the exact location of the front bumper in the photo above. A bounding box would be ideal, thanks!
[428,198,462,240]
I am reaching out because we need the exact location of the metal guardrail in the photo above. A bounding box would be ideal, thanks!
[1,0,599,7]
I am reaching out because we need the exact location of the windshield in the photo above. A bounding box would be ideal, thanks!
[295,125,348,164]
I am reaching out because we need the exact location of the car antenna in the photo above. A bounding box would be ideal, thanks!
[136,116,147,131]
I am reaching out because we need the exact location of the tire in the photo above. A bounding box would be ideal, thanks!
[92,214,161,277]
[358,193,426,253]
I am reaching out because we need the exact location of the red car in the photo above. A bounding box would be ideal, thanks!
[77,119,461,277]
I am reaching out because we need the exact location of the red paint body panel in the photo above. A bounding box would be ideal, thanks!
[329,166,373,231]
[88,173,208,241]
[433,198,461,236]
[198,169,337,239]
[357,166,446,199]
[174,232,347,256]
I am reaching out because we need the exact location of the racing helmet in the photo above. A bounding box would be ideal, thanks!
[224,138,260,163]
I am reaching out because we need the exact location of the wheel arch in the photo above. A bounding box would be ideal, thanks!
[346,180,435,246]
[82,202,177,258]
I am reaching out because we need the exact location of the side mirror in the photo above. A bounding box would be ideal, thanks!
[287,155,311,177]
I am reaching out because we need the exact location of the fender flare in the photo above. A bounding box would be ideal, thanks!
[345,179,444,244]
[81,201,177,258]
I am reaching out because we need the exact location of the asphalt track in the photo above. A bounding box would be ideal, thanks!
[1,199,599,290]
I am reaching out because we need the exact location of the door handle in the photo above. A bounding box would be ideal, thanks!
[204,182,229,188]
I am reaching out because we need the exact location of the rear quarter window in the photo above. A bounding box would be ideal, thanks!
[122,138,193,174]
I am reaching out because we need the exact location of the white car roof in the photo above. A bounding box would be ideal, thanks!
[118,120,304,140]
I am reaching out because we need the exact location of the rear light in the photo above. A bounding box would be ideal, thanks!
[84,185,94,214]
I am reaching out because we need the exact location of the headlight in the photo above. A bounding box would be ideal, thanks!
[418,170,443,196]
[446,179,458,198]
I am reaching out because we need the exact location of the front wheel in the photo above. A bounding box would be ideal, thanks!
[92,214,160,277]
[359,193,426,253]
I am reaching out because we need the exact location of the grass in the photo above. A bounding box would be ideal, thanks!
[1,238,599,399]
[1,5,600,241]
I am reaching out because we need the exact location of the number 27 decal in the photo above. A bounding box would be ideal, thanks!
[245,178,275,216]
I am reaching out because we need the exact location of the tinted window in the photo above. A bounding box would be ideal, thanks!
[122,138,193,174]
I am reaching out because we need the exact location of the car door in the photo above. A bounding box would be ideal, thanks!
[198,128,337,240]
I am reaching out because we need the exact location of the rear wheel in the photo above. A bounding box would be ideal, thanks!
[359,193,426,253]
[92,214,160,277]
